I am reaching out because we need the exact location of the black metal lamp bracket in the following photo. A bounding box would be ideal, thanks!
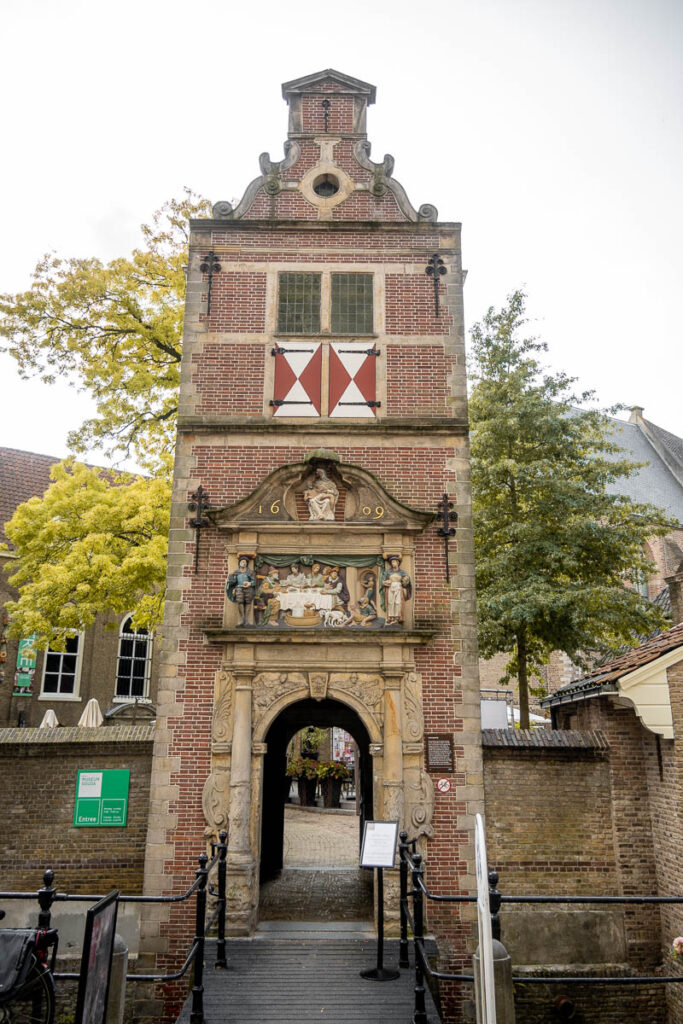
[188,485,212,574]
[437,492,458,582]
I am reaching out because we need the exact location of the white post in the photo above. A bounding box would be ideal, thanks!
[475,813,497,1024]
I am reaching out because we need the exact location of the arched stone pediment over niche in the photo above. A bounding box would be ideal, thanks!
[209,456,434,532]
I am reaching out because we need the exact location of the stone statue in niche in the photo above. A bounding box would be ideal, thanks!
[303,467,339,521]
[380,555,412,625]
[226,554,256,626]
[342,569,382,626]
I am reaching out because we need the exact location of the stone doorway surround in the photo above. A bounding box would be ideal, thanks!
[198,459,437,934]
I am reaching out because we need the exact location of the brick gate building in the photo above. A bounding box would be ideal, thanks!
[142,69,484,1021]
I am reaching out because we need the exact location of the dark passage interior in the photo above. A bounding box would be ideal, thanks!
[259,698,374,923]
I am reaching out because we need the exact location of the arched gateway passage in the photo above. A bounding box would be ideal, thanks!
[260,697,372,881]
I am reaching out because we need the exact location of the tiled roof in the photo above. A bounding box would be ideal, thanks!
[0,448,61,549]
[604,417,683,522]
[482,728,609,750]
[543,621,683,706]
[645,418,683,475]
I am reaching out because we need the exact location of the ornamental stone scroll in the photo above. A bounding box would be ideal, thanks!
[201,768,230,838]
[212,670,234,751]
[401,671,425,743]
[252,672,307,726]
[406,769,435,840]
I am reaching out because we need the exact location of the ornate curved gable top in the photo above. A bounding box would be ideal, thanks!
[210,460,434,532]
[209,69,438,224]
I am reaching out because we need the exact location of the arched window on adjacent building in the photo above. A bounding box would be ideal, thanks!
[116,617,152,699]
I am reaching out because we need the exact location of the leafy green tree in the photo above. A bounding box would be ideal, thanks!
[469,291,673,729]
[0,189,210,473]
[4,461,171,647]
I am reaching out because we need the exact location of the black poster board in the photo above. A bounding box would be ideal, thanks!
[75,890,119,1024]
[425,733,455,773]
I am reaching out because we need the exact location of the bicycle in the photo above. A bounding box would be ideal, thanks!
[0,909,58,1024]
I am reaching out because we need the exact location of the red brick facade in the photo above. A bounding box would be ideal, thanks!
[143,70,483,1024]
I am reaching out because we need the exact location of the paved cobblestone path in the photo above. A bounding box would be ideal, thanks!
[261,806,373,921]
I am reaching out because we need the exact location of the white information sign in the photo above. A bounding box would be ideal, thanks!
[360,820,399,868]
[78,772,103,798]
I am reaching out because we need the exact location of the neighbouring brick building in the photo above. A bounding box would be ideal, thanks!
[142,69,484,1023]
[0,447,159,728]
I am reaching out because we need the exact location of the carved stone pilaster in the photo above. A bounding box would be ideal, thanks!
[383,780,404,827]
[401,671,424,743]
[212,670,234,752]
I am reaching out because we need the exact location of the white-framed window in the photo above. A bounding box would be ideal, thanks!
[115,616,152,699]
[40,634,83,700]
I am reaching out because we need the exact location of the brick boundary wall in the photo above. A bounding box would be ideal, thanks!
[482,728,670,1022]
[0,725,154,893]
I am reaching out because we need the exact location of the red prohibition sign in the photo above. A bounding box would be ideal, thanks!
[436,778,451,794]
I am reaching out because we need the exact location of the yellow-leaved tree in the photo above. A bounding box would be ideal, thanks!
[0,191,209,643]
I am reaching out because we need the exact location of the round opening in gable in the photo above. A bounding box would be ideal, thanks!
[313,174,340,198]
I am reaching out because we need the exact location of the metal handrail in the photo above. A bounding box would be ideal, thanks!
[397,829,683,1022]
[0,830,229,1024]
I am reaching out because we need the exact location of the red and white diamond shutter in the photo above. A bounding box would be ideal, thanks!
[272,342,322,417]
[329,342,377,418]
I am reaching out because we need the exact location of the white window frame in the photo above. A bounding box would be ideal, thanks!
[39,633,84,702]
[114,616,153,702]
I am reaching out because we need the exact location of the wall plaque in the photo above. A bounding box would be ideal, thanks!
[425,733,455,773]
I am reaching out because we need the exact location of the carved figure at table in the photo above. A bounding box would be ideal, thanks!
[381,555,412,625]
[322,566,349,609]
[256,567,282,626]
[308,563,325,589]
[343,596,379,627]
[303,467,339,521]
[226,555,256,626]
[285,563,308,591]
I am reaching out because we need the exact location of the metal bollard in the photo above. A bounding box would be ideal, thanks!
[105,934,128,1024]
[215,830,228,970]
[37,869,56,930]
[398,831,410,970]
[411,853,428,1024]
[190,853,209,1024]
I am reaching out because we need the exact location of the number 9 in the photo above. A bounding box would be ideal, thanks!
[373,506,384,519]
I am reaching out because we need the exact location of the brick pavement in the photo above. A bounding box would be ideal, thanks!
[261,806,372,922]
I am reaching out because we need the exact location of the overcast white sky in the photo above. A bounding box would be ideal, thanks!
[1,0,681,469]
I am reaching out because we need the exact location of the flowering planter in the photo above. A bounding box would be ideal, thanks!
[321,777,343,809]
[297,777,318,807]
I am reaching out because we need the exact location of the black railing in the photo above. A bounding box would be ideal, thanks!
[398,830,683,1022]
[0,830,228,1024]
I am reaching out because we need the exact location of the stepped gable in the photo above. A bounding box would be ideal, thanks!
[210,68,438,225]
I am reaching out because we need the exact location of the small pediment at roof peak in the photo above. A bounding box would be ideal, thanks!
[209,460,434,530]
[282,70,376,102]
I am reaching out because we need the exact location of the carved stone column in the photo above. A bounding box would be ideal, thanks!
[228,671,254,864]
[382,672,404,826]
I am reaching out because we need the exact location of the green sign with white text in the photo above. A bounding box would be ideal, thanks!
[73,770,130,827]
